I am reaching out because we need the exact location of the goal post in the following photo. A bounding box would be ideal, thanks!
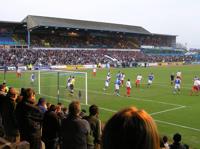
[38,70,88,105]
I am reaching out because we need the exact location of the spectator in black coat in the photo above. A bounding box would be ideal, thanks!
[0,84,7,137]
[169,133,186,149]
[16,88,43,149]
[1,87,19,142]
[42,105,61,149]
[84,105,101,149]
[61,101,90,149]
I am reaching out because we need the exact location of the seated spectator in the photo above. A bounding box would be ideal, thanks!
[15,88,43,149]
[84,105,101,149]
[169,133,186,149]
[42,105,61,149]
[61,101,90,149]
[102,107,160,149]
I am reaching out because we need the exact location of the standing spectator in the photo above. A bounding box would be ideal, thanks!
[1,87,19,142]
[16,88,43,149]
[84,105,101,149]
[169,133,186,149]
[61,101,90,149]
[42,105,61,149]
[163,136,170,149]
[0,84,7,137]
[56,103,65,120]
[102,107,160,149]
[37,98,47,113]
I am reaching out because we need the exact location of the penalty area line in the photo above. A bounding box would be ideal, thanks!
[40,93,200,133]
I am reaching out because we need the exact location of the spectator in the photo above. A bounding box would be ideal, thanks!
[169,133,186,149]
[46,102,51,110]
[163,136,170,149]
[84,105,101,149]
[102,107,160,149]
[61,101,90,149]
[56,104,65,120]
[16,88,43,149]
[37,97,47,113]
[1,87,19,142]
[0,84,7,137]
[42,105,61,149]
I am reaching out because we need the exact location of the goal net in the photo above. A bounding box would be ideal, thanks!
[39,70,88,105]
[11,70,88,105]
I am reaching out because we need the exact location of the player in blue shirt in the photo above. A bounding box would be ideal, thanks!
[31,73,35,85]
[114,78,121,96]
[147,73,154,88]
[173,77,181,94]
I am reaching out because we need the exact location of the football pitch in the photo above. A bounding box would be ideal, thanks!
[1,65,200,148]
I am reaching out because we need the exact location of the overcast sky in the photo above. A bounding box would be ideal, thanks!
[0,0,199,48]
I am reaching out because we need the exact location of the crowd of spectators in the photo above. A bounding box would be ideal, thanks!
[0,48,195,66]
[29,34,139,49]
[0,83,190,149]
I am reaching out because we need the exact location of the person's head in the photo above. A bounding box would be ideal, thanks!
[173,133,182,143]
[102,107,160,149]
[0,84,6,92]
[37,98,46,106]
[163,136,168,143]
[68,101,81,116]
[63,107,68,113]
[23,88,36,104]
[49,105,56,112]
[7,87,18,101]
[127,79,130,81]
[56,104,62,113]
[89,104,99,116]
[20,88,26,96]
[46,102,51,110]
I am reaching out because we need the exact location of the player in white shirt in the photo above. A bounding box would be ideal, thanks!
[121,73,125,87]
[135,74,142,88]
[104,74,111,91]
[66,76,72,89]
[93,67,97,77]
[126,79,131,97]
[16,68,22,78]
[176,71,182,79]
[190,78,200,96]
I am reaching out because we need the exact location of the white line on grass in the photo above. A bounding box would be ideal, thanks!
[155,119,200,132]
[150,106,186,116]
[38,84,185,107]
[40,93,200,132]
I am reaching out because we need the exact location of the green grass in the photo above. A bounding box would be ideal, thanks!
[1,65,200,148]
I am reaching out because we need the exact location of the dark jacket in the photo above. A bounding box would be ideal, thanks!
[42,110,61,142]
[15,101,43,148]
[1,96,19,137]
[84,115,101,145]
[0,93,6,137]
[61,115,90,149]
[170,143,186,149]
